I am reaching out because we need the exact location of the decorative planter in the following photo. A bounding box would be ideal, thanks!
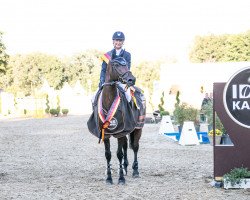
[224,178,250,189]
[208,136,222,145]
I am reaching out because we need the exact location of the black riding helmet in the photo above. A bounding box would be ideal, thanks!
[111,57,127,66]
[112,31,125,40]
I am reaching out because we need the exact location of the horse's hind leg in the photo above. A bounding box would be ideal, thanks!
[123,136,128,175]
[117,137,126,184]
[104,138,113,184]
[130,129,142,178]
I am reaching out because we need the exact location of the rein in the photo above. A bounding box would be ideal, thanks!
[102,81,118,86]
[102,80,129,92]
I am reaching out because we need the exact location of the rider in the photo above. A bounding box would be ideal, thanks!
[99,31,131,88]
[96,31,146,126]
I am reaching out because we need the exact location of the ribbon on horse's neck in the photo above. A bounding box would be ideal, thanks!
[98,89,121,142]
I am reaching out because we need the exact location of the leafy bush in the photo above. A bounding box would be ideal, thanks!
[157,92,170,117]
[62,109,69,115]
[223,167,250,186]
[158,92,165,112]
[49,108,59,116]
[201,101,225,132]
[173,103,199,126]
[160,110,169,116]
[45,94,50,114]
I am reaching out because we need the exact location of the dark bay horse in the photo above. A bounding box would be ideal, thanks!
[88,57,146,185]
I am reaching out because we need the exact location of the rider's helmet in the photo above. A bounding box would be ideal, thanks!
[112,31,125,40]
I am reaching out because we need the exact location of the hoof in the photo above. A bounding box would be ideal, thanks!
[118,177,126,185]
[106,178,113,185]
[132,172,140,178]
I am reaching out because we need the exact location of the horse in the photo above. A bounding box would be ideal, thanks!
[87,57,146,185]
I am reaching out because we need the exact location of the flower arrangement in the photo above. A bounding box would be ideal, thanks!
[208,129,222,136]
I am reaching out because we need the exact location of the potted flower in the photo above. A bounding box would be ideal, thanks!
[208,129,222,145]
[223,167,250,189]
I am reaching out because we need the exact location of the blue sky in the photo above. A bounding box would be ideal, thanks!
[0,0,250,61]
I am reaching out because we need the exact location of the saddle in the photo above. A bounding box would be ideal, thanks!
[87,86,146,140]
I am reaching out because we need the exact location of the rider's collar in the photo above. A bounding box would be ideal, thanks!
[115,49,122,56]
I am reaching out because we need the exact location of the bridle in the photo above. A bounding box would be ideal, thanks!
[104,58,133,87]
[112,63,132,84]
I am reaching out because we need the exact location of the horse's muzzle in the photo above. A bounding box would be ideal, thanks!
[127,77,136,87]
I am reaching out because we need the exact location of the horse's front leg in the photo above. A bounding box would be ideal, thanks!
[104,138,112,184]
[117,137,126,184]
[131,129,142,178]
[123,136,128,175]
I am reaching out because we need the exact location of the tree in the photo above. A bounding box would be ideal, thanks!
[158,91,165,112]
[65,49,102,93]
[0,32,9,88]
[6,53,64,95]
[0,32,9,74]
[158,91,169,116]
[133,60,162,111]
[189,30,250,62]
